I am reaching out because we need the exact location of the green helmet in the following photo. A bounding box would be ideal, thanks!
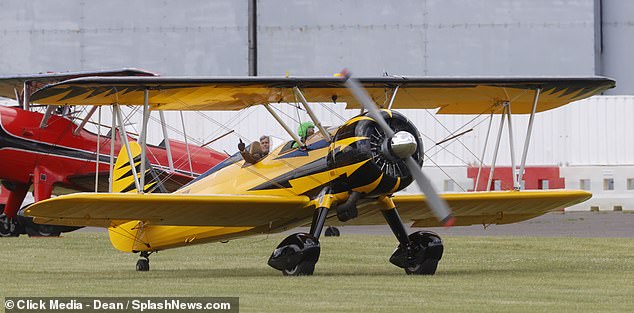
[297,121,315,139]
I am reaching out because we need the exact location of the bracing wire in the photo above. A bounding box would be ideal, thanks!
[424,105,506,165]
[317,102,347,122]
[423,156,467,192]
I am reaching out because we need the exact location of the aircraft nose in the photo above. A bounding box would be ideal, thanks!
[389,131,418,159]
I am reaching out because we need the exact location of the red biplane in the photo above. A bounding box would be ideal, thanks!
[0,69,226,236]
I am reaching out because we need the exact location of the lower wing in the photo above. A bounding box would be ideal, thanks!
[334,190,591,227]
[25,193,313,229]
[25,190,590,229]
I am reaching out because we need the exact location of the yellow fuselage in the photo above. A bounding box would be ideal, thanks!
[109,111,419,252]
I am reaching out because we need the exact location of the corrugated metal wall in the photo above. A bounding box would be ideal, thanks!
[2,0,629,82]
[0,0,248,75]
[258,0,596,76]
[600,0,634,94]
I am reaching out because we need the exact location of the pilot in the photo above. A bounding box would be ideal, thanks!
[259,135,270,155]
[238,138,267,165]
[292,122,315,148]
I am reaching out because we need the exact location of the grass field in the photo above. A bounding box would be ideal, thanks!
[1,232,633,312]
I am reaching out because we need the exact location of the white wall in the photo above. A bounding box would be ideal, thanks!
[561,166,634,211]
[124,95,634,171]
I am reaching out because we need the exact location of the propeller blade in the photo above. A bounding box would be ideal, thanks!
[341,70,455,226]
[405,157,455,226]
[341,70,395,137]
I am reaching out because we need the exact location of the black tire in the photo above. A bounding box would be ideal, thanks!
[25,223,61,237]
[282,261,315,276]
[404,232,443,275]
[136,259,150,272]
[18,205,66,237]
[0,212,19,237]
[0,222,18,237]
[405,259,439,275]
[324,226,340,237]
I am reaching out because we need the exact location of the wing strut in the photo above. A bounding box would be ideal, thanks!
[293,87,332,142]
[387,85,399,110]
[22,81,30,110]
[108,106,116,192]
[114,104,142,193]
[263,104,304,147]
[517,88,541,187]
[73,106,98,135]
[95,106,102,192]
[486,104,508,191]
[475,112,494,191]
[139,89,151,189]
[480,88,542,191]
[159,111,175,171]
[39,105,56,128]
[506,102,518,189]
[179,111,194,176]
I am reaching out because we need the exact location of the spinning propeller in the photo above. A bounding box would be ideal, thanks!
[341,70,455,226]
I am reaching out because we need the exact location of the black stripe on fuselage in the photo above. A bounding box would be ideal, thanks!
[0,115,112,164]
[249,157,328,191]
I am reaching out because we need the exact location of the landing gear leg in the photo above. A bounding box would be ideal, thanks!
[136,251,151,272]
[268,188,332,276]
[380,197,444,275]
[0,182,29,237]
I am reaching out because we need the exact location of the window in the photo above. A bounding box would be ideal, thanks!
[538,179,549,190]
[443,180,454,192]
[278,140,298,154]
[493,180,502,191]
[627,178,634,190]
[579,179,591,191]
[604,178,614,191]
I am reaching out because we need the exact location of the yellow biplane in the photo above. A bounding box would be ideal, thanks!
[24,72,614,275]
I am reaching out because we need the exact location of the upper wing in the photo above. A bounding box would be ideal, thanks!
[0,68,156,100]
[25,193,313,229]
[329,190,591,227]
[29,76,615,114]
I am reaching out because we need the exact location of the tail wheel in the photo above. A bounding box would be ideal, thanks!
[136,259,150,272]
[324,226,340,237]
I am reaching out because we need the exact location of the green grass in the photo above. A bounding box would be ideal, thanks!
[1,232,633,312]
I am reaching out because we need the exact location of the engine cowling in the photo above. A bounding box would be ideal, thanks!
[328,110,424,197]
